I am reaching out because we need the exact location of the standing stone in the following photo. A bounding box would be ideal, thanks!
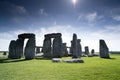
[99,39,110,58]
[91,49,95,56]
[36,47,40,53]
[16,38,24,58]
[70,41,73,54]
[24,37,35,60]
[77,39,82,58]
[53,37,62,58]
[8,40,16,59]
[43,38,52,58]
[62,43,68,57]
[72,33,78,58]
[84,46,89,56]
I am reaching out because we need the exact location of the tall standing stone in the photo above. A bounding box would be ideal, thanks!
[43,38,52,58]
[16,38,24,58]
[91,49,95,56]
[53,37,62,58]
[84,46,89,56]
[72,33,78,58]
[24,37,35,60]
[77,39,82,58]
[8,40,17,59]
[99,39,110,58]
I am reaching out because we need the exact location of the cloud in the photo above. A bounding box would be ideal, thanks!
[86,12,97,22]
[78,12,104,24]
[15,6,26,14]
[0,1,27,15]
[112,15,120,21]
[39,9,47,16]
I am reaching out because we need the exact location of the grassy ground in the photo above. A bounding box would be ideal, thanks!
[0,54,120,80]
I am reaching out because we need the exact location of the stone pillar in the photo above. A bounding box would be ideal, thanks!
[77,39,82,58]
[36,47,40,53]
[43,38,52,58]
[99,39,110,58]
[8,40,17,59]
[70,41,73,54]
[53,37,62,58]
[72,33,78,58]
[24,37,35,60]
[84,46,89,56]
[62,43,68,57]
[16,38,24,58]
[91,49,95,56]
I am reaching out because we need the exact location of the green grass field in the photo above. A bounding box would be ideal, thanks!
[0,54,120,80]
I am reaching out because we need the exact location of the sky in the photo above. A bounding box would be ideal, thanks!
[0,0,120,51]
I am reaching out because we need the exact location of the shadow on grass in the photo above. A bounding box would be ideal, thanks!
[35,57,52,60]
[0,57,52,63]
[0,58,28,64]
[101,57,116,60]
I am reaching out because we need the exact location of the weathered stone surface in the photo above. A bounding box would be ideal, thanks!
[84,46,89,56]
[9,33,36,60]
[53,37,62,58]
[70,41,73,54]
[45,33,61,39]
[62,43,68,57]
[77,39,82,58]
[18,33,35,39]
[24,37,35,60]
[16,38,24,58]
[43,38,52,58]
[72,33,78,58]
[99,39,110,58]
[91,49,95,55]
[52,58,62,62]
[9,39,23,59]
[43,33,63,58]
[64,59,84,63]
[36,47,40,53]
[8,40,16,59]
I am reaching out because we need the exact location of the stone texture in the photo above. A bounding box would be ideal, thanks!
[43,38,52,58]
[52,58,62,62]
[16,38,24,58]
[24,37,35,60]
[91,49,95,55]
[77,39,82,58]
[53,37,62,58]
[62,43,68,57]
[43,33,63,58]
[8,40,16,59]
[84,46,89,56]
[64,59,84,63]
[9,33,36,60]
[70,41,73,54]
[36,47,41,53]
[72,33,78,58]
[99,39,110,58]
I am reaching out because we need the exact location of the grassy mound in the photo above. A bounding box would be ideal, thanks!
[0,54,120,80]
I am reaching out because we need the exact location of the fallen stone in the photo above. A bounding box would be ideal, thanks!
[52,58,62,62]
[64,58,84,63]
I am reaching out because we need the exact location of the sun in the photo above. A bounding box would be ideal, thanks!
[72,0,77,4]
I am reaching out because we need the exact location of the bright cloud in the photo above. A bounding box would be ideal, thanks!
[86,12,97,22]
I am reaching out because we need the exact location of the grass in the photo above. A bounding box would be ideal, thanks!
[0,54,120,80]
